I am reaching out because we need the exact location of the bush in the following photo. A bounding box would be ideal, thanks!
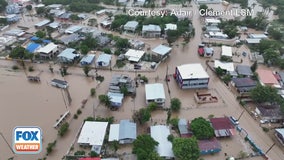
[140,75,148,83]
[170,98,181,112]
[58,122,69,137]
[90,88,96,97]
[167,134,174,142]
[89,151,99,157]
[148,102,158,111]
[73,114,78,119]
[74,150,85,156]
[262,127,269,132]
[96,75,104,82]
[28,66,34,72]
[46,140,56,155]
[77,109,82,115]
[12,65,19,70]
[116,60,126,68]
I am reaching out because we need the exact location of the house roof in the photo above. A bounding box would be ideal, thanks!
[214,60,234,72]
[198,138,221,155]
[205,18,221,24]
[109,124,120,141]
[150,125,174,158]
[256,104,283,118]
[80,54,95,64]
[177,63,209,79]
[48,22,60,29]
[231,78,257,88]
[275,128,284,137]
[124,21,139,29]
[278,72,284,82]
[77,121,108,146]
[37,43,57,54]
[206,26,220,32]
[96,53,112,63]
[107,92,124,107]
[246,38,261,44]
[178,119,189,135]
[210,117,235,137]
[35,20,50,27]
[57,48,77,60]
[165,23,177,30]
[256,69,280,87]
[4,29,25,37]
[209,32,228,38]
[119,120,137,140]
[26,43,41,53]
[145,83,166,100]
[65,25,83,34]
[142,24,161,32]
[96,35,111,46]
[125,49,145,62]
[221,46,232,57]
[60,33,80,45]
[236,65,253,76]
[248,34,268,39]
[152,44,172,56]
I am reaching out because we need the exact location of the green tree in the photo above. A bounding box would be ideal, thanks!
[58,122,69,137]
[250,85,279,103]
[258,39,280,54]
[133,108,151,125]
[83,65,91,76]
[10,46,32,60]
[70,14,80,21]
[132,135,160,160]
[170,98,181,112]
[250,61,257,72]
[190,117,214,140]
[173,137,200,160]
[215,67,225,76]
[148,102,158,111]
[120,84,128,95]
[109,140,119,153]
[222,74,232,84]
[223,25,238,39]
[80,45,90,55]
[36,7,46,15]
[90,88,96,97]
[0,0,8,12]
[98,94,111,107]
[262,48,280,65]
[115,38,130,49]
[26,4,32,11]
[166,30,179,45]
[35,30,46,38]
[169,118,179,129]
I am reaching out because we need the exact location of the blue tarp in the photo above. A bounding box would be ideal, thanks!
[43,39,51,43]
[26,43,41,53]
[30,36,40,41]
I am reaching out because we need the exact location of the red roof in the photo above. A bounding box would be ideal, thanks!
[210,117,234,130]
[256,69,279,86]
[79,158,101,160]
[198,48,204,55]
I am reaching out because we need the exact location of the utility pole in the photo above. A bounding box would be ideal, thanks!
[237,109,245,121]
[265,143,275,154]
[0,132,15,154]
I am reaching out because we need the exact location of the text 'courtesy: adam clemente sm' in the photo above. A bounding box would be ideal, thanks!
[127,8,254,17]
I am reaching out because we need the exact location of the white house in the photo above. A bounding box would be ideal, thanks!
[124,49,145,62]
[35,20,50,28]
[65,25,83,34]
[195,0,222,4]
[209,32,228,39]
[37,43,58,59]
[214,60,234,72]
[96,53,112,67]
[109,120,137,144]
[145,83,166,107]
[57,48,79,63]
[174,63,209,89]
[205,18,221,26]
[107,92,124,108]
[124,21,139,32]
[142,24,161,38]
[221,46,232,57]
[248,34,268,39]
[48,22,61,29]
[152,44,172,58]
[77,121,108,154]
[80,54,95,66]
[151,125,174,159]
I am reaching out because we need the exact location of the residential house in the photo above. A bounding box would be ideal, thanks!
[206,26,220,33]
[77,121,108,154]
[205,18,221,26]
[209,32,228,39]
[107,92,124,108]
[151,125,174,159]
[195,0,222,4]
[145,83,166,107]
[96,9,106,16]
[250,52,264,63]
[275,128,284,145]
[6,14,20,23]
[152,44,172,60]
[0,36,16,46]
[125,49,145,63]
[278,72,284,86]
[142,25,161,38]
[109,74,136,96]
[96,35,111,47]
[164,23,177,34]
[47,4,63,9]
[245,38,261,44]
[6,4,21,14]
[124,21,139,32]
[248,34,268,39]
[118,0,128,5]
[135,0,146,6]
[210,117,235,138]
[4,29,25,37]
[96,53,112,67]
[255,104,284,122]
[109,120,137,144]
[36,42,58,59]
[48,22,61,29]
[129,39,145,50]
[221,45,232,58]
[50,9,65,18]
[26,43,41,53]
[65,25,83,34]
[100,20,112,28]
[35,20,51,29]
[214,60,235,73]
[57,48,79,63]
[231,78,257,94]
[59,33,80,45]
[80,54,95,66]
[174,63,209,89]
[236,65,253,77]
[178,119,190,137]
[198,138,222,155]
[256,69,280,88]
[59,12,71,21]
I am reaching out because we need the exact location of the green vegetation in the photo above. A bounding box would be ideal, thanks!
[46,140,56,155]
[98,94,111,108]
[173,137,200,160]
[148,102,158,111]
[83,65,91,77]
[190,117,214,140]
[133,108,151,125]
[250,85,279,104]
[167,134,174,142]
[58,122,69,137]
[12,65,19,70]
[115,60,126,68]
[140,75,149,83]
[35,30,46,38]
[90,88,96,97]
[132,135,161,160]
[74,150,85,155]
[169,118,179,130]
[170,98,181,112]
[28,66,34,72]
[262,127,269,132]
[0,0,7,12]
[89,151,99,157]
[10,46,32,60]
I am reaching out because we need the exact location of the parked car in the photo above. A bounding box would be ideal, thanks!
[260,119,269,124]
[229,116,239,125]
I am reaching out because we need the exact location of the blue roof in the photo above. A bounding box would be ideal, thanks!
[43,39,51,43]
[30,36,40,41]
[26,43,41,53]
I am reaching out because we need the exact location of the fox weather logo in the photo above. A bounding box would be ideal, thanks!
[13,126,42,154]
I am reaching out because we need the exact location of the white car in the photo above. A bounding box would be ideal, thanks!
[260,119,269,124]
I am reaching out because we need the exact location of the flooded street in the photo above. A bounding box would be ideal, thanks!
[0,1,283,160]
